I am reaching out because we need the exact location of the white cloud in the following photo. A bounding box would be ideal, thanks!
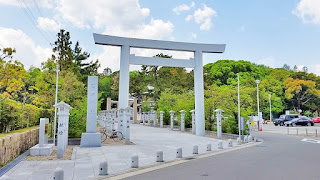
[173,2,195,15]
[37,17,61,32]
[0,27,52,68]
[293,0,320,24]
[258,57,275,68]
[185,4,217,31]
[0,0,53,8]
[56,0,150,29]
[191,32,197,39]
[311,64,320,75]
[185,15,193,21]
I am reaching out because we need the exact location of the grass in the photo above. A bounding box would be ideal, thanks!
[0,126,39,138]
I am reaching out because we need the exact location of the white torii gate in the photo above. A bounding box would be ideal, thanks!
[93,33,226,136]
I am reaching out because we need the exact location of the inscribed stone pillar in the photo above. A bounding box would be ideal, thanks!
[180,110,185,132]
[125,107,132,145]
[39,118,47,147]
[170,110,174,130]
[215,109,224,139]
[147,112,150,125]
[118,108,125,135]
[80,76,101,147]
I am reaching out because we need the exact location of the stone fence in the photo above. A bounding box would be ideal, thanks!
[0,128,39,165]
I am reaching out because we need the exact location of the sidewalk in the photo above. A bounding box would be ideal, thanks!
[4,124,236,180]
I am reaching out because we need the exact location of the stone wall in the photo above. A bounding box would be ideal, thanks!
[0,128,39,165]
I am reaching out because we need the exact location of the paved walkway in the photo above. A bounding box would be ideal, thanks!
[4,124,237,180]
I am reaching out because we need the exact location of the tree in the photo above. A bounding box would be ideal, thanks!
[53,29,73,71]
[284,77,320,111]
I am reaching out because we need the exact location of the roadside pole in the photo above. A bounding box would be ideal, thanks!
[237,73,241,139]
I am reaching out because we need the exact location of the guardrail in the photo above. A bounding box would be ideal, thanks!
[287,128,318,137]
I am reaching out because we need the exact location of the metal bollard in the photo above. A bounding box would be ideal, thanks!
[228,139,233,147]
[244,136,248,143]
[206,144,211,151]
[0,175,10,180]
[193,145,198,154]
[156,151,163,162]
[99,161,108,175]
[306,129,308,136]
[218,140,223,149]
[237,137,241,145]
[53,167,64,180]
[131,155,139,168]
[297,128,298,135]
[176,148,182,158]
[316,129,318,137]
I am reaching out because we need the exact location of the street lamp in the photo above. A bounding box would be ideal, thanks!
[269,94,272,123]
[237,73,241,139]
[255,79,260,131]
[53,63,59,145]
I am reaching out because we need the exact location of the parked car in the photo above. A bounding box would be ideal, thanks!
[312,117,320,123]
[274,114,299,126]
[284,116,314,127]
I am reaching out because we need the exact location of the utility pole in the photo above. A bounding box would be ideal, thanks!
[269,94,272,123]
[256,80,260,131]
[53,64,59,145]
[237,73,241,139]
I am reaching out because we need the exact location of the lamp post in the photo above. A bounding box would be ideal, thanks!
[255,79,260,131]
[269,94,272,123]
[53,64,59,145]
[237,73,241,139]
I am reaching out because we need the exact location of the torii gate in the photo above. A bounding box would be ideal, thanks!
[93,33,226,136]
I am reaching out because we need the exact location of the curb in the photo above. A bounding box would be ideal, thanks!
[98,140,262,180]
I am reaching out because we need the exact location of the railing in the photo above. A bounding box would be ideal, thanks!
[287,127,318,137]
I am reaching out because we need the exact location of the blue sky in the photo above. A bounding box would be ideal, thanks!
[0,0,319,75]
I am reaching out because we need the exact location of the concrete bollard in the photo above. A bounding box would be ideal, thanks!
[0,175,10,180]
[206,144,211,151]
[228,139,233,147]
[248,135,253,142]
[156,151,163,162]
[193,145,198,154]
[237,137,241,145]
[244,136,248,143]
[53,167,64,180]
[176,148,182,158]
[131,155,139,168]
[218,140,223,149]
[99,161,108,175]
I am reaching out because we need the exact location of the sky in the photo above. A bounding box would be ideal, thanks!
[0,0,320,75]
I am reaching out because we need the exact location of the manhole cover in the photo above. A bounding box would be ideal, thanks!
[185,157,195,160]
[201,174,209,176]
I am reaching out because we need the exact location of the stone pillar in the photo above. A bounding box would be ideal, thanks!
[147,112,151,126]
[190,110,195,134]
[106,97,111,110]
[39,118,49,147]
[142,112,145,125]
[153,111,157,127]
[133,99,137,123]
[160,111,164,128]
[215,109,224,139]
[111,109,116,130]
[125,107,132,145]
[118,108,125,136]
[170,110,174,130]
[118,45,130,112]
[54,101,72,158]
[80,76,101,147]
[194,50,205,136]
[106,110,112,132]
[180,110,185,132]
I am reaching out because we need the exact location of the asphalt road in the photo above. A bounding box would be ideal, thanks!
[123,132,320,180]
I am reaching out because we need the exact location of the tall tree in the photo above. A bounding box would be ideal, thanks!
[53,29,73,71]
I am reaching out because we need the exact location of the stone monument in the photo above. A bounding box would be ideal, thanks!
[80,76,101,147]
[53,101,72,158]
[180,110,185,132]
[170,110,174,130]
[160,111,164,128]
[30,118,54,156]
[215,109,224,139]
[190,110,196,134]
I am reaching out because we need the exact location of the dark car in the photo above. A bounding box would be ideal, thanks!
[284,116,314,127]
[274,114,299,126]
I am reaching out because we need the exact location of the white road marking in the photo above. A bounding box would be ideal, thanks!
[301,138,320,144]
